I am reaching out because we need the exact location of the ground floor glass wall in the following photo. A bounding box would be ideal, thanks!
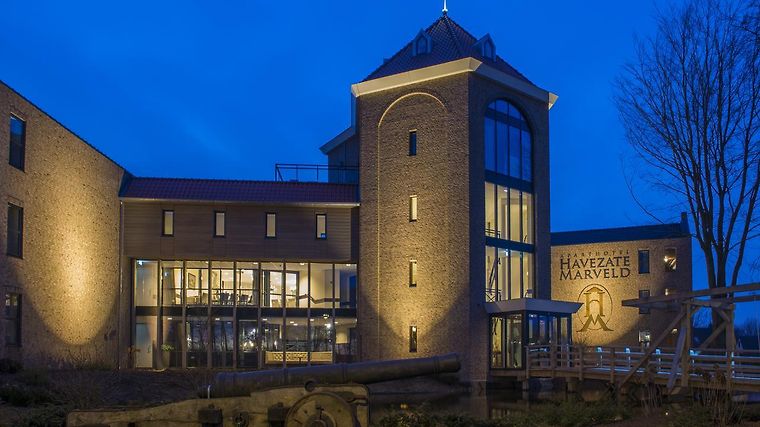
[490,312,571,370]
[133,259,358,369]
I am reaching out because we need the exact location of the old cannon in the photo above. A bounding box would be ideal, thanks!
[66,353,460,427]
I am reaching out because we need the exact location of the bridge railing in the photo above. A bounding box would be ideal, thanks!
[526,344,760,384]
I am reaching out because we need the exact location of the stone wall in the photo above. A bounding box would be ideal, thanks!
[0,82,125,367]
[550,237,692,348]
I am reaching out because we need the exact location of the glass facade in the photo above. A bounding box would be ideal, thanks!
[484,99,534,304]
[133,259,357,369]
[490,312,570,370]
[485,247,533,302]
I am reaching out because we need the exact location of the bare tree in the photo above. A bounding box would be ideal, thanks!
[616,0,760,297]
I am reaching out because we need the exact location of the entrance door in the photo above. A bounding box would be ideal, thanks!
[135,323,154,368]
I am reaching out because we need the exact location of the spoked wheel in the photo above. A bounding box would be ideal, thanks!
[285,391,357,427]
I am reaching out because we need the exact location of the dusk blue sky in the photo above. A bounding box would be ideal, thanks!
[2,1,758,322]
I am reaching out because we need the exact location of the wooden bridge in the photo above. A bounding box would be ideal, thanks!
[524,344,760,393]
[524,282,760,394]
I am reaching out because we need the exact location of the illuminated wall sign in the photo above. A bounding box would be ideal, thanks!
[576,284,613,332]
[559,250,631,281]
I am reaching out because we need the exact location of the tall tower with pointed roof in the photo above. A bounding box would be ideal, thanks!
[322,13,559,382]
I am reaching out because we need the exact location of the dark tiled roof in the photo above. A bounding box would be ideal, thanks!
[551,222,691,246]
[364,14,531,83]
[119,177,359,204]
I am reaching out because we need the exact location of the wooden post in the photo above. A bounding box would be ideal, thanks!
[610,348,616,385]
[551,344,557,377]
[578,346,585,382]
[680,303,693,387]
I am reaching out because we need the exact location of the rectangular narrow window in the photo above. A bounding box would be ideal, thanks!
[409,195,418,222]
[7,204,23,258]
[4,293,21,346]
[638,289,651,314]
[9,115,25,171]
[638,250,650,274]
[316,213,327,239]
[266,213,277,238]
[409,325,418,352]
[162,210,174,236]
[214,211,225,237]
[409,259,417,287]
[408,130,417,156]
[664,248,677,271]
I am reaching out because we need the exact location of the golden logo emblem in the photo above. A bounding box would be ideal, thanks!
[576,284,613,332]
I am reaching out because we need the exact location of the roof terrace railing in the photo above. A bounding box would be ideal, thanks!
[274,163,359,183]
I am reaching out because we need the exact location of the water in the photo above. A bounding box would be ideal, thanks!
[369,390,527,422]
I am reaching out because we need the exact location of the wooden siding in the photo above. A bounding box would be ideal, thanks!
[124,202,358,262]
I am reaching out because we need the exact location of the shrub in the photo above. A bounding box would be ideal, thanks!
[18,368,50,387]
[15,405,69,427]
[0,384,55,407]
[0,357,23,373]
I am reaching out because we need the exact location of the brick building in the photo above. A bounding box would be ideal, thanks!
[1,12,691,382]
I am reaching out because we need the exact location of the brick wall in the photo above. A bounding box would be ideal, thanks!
[0,82,125,367]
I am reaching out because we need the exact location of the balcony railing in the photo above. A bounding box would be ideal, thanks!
[274,163,359,183]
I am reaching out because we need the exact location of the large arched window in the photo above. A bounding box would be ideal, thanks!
[484,100,531,182]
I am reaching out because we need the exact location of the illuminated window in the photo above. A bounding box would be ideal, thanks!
[484,183,533,244]
[409,195,418,222]
[409,260,417,287]
[316,214,327,239]
[214,211,225,237]
[409,325,418,352]
[266,213,276,238]
[484,101,531,181]
[638,289,650,314]
[664,248,676,271]
[4,293,21,346]
[409,130,417,156]
[9,115,25,171]
[6,204,23,258]
[162,210,174,236]
[638,250,650,274]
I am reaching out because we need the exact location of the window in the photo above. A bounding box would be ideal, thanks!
[484,183,533,243]
[409,325,418,352]
[638,289,651,314]
[4,293,20,346]
[638,250,650,274]
[409,260,417,287]
[664,248,677,271]
[162,210,174,236]
[409,195,418,222]
[9,115,25,171]
[316,214,327,239]
[6,204,23,258]
[483,39,494,59]
[484,101,531,181]
[266,213,276,238]
[408,130,417,156]
[214,211,225,237]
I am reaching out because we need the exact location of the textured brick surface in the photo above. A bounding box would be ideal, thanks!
[0,83,125,366]
[551,237,692,347]
[357,72,552,382]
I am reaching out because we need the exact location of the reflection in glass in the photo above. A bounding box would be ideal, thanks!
[186,317,208,368]
[286,263,308,308]
[310,263,333,309]
[263,317,283,366]
[186,261,209,305]
[491,317,504,369]
[335,318,357,363]
[211,262,234,306]
[236,262,259,306]
[161,261,183,306]
[335,264,357,309]
[286,317,309,365]
[311,315,334,364]
[262,263,283,307]
[506,314,522,368]
[212,318,233,367]
[238,320,258,368]
[135,260,158,306]
[162,317,182,367]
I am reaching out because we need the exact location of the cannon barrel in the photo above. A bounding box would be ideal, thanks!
[204,353,460,398]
